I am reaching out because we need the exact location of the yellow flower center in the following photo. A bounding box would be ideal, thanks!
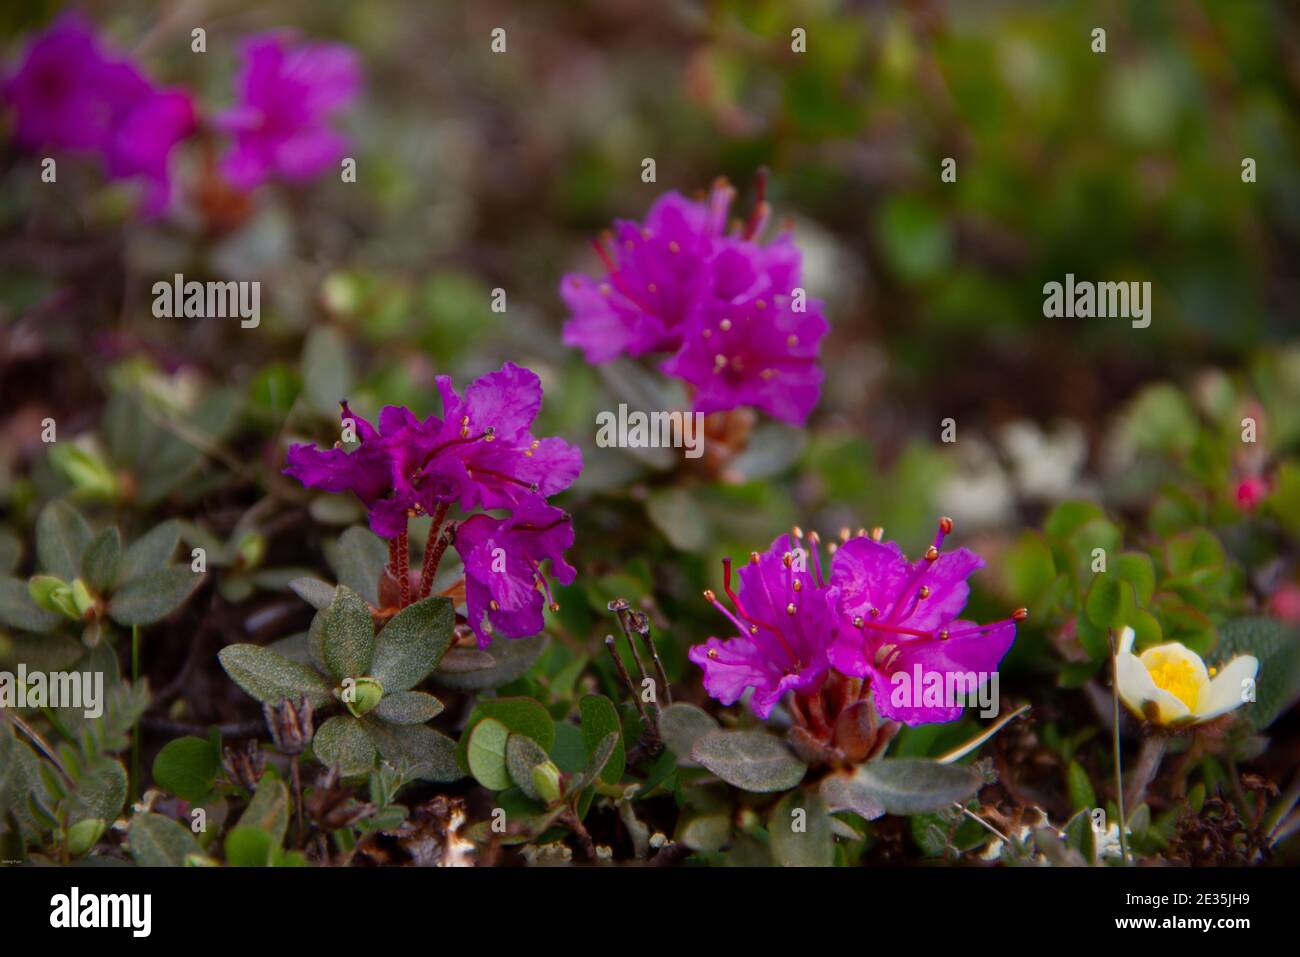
[1146,656,1200,710]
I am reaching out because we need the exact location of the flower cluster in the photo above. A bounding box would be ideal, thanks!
[560,178,829,426]
[689,519,1022,726]
[2,13,195,214]
[284,363,582,647]
[216,32,360,190]
[2,17,358,213]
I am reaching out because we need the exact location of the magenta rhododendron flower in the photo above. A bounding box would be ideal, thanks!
[689,534,839,719]
[284,363,582,540]
[3,13,195,214]
[827,519,1021,726]
[284,363,581,646]
[217,32,360,189]
[456,495,577,646]
[560,178,828,425]
[690,520,1021,726]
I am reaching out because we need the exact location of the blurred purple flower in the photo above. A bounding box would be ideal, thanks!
[827,519,1021,726]
[217,32,360,189]
[560,178,829,425]
[456,495,577,646]
[688,534,839,719]
[2,13,195,214]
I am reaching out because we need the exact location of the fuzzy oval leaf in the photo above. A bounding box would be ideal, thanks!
[332,525,387,606]
[690,730,807,793]
[467,717,512,790]
[579,694,625,784]
[319,584,375,680]
[108,565,205,625]
[822,758,982,818]
[433,633,548,691]
[82,527,122,593]
[130,812,202,867]
[506,733,550,800]
[362,719,460,782]
[567,731,620,796]
[1214,617,1300,730]
[37,500,92,582]
[0,576,62,633]
[313,715,377,777]
[658,702,718,767]
[769,790,834,867]
[152,736,218,802]
[371,596,454,692]
[288,577,336,610]
[372,690,445,725]
[218,644,333,707]
[236,776,290,845]
[120,520,182,580]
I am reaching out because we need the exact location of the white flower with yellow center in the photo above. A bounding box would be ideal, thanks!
[1114,626,1258,726]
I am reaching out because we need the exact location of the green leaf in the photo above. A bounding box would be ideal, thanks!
[129,812,201,866]
[579,694,625,784]
[224,825,275,866]
[152,736,219,802]
[657,702,718,767]
[646,487,711,552]
[1214,618,1300,730]
[506,733,551,801]
[433,633,548,691]
[820,758,981,818]
[371,596,454,692]
[567,731,619,797]
[36,500,92,582]
[769,790,834,867]
[67,756,128,824]
[1066,760,1096,812]
[318,584,375,680]
[237,776,290,845]
[1114,552,1156,606]
[333,526,387,606]
[81,527,122,594]
[288,577,336,610]
[690,730,807,793]
[373,690,444,725]
[120,520,182,580]
[218,644,334,707]
[301,325,353,417]
[0,576,61,632]
[1084,575,1126,630]
[1044,501,1105,540]
[361,720,460,782]
[467,717,512,790]
[108,565,204,626]
[313,715,377,777]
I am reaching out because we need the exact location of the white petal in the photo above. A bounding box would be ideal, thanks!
[1138,642,1210,688]
[1116,650,1191,725]
[1194,656,1260,721]
[1117,626,1136,656]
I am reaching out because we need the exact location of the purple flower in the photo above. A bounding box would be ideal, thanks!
[688,534,840,719]
[456,495,577,646]
[425,363,583,513]
[217,32,360,189]
[827,519,1021,726]
[561,182,731,362]
[283,363,582,540]
[2,14,195,214]
[560,178,829,425]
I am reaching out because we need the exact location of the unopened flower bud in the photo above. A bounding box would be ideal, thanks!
[531,761,563,804]
[66,817,106,857]
[49,440,118,501]
[29,575,77,619]
[341,677,384,718]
